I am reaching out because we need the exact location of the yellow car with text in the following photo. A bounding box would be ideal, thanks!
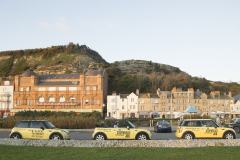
[176,119,236,139]
[92,120,152,140]
[9,120,70,140]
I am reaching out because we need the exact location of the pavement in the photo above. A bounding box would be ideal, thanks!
[0,126,178,132]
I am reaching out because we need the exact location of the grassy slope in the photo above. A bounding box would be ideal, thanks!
[0,145,239,160]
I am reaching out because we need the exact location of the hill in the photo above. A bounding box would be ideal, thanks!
[0,43,240,96]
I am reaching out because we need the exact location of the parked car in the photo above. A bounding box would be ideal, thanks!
[92,120,152,140]
[224,118,240,133]
[176,119,236,140]
[154,121,171,133]
[9,120,70,140]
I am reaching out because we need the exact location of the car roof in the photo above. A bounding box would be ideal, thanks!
[19,120,48,122]
[183,119,213,121]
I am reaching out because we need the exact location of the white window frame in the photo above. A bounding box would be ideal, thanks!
[38,87,45,91]
[69,87,77,91]
[39,97,44,102]
[49,97,55,102]
[59,87,66,91]
[48,87,56,91]
[59,96,65,102]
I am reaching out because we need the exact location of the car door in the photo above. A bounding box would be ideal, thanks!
[200,120,221,138]
[28,121,49,139]
[15,121,30,139]
[112,127,135,139]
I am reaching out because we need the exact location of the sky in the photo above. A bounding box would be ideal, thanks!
[0,0,240,82]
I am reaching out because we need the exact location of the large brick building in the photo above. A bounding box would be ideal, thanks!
[11,68,108,114]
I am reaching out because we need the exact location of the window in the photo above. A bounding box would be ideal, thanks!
[49,97,55,102]
[69,87,77,91]
[203,108,206,111]
[189,93,192,96]
[93,87,96,90]
[111,98,115,102]
[140,99,144,103]
[154,99,158,103]
[183,100,186,103]
[177,106,180,110]
[217,100,220,104]
[131,98,134,102]
[210,107,213,111]
[162,102,165,105]
[4,81,10,85]
[30,121,46,129]
[218,107,220,111]
[48,87,56,91]
[177,93,179,96]
[20,87,23,91]
[141,106,144,110]
[16,121,29,128]
[59,87,66,91]
[3,88,7,92]
[17,100,21,105]
[154,106,158,110]
[59,97,65,102]
[168,107,171,111]
[26,87,29,91]
[209,100,213,104]
[86,87,90,90]
[162,108,165,111]
[39,97,44,102]
[111,105,115,110]
[183,106,186,110]
[122,105,124,109]
[27,100,32,105]
[122,99,124,102]
[38,87,45,91]
[130,105,132,109]
[93,99,99,104]
[177,100,180,103]
[225,107,228,111]
[162,96,165,99]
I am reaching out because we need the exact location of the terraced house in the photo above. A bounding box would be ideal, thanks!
[107,87,234,119]
[11,68,108,114]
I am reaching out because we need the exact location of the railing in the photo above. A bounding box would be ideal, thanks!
[0,100,11,103]
[35,102,80,106]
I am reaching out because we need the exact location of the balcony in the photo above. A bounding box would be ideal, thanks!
[35,102,80,106]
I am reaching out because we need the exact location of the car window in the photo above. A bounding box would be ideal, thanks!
[30,121,46,128]
[201,121,217,127]
[181,121,201,127]
[44,121,55,129]
[15,121,29,128]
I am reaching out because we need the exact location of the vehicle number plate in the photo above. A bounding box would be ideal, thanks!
[163,126,167,128]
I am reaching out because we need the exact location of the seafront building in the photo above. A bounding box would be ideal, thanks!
[0,80,14,118]
[107,87,235,119]
[10,68,108,115]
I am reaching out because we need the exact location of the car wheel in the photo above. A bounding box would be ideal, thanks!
[10,133,21,139]
[183,133,193,140]
[50,134,62,140]
[95,134,106,140]
[137,133,148,140]
[234,127,240,133]
[224,132,234,139]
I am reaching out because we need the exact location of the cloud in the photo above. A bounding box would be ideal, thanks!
[106,21,114,28]
[40,17,73,38]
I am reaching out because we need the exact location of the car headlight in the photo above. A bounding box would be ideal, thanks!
[61,130,67,135]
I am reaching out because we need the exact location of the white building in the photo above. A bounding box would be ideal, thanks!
[0,80,14,118]
[107,92,138,119]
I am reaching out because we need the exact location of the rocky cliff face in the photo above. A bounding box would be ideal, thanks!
[111,60,181,75]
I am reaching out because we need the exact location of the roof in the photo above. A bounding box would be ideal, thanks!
[84,70,103,76]
[21,70,38,77]
[35,81,80,86]
[139,93,159,98]
[183,106,200,113]
[38,74,81,80]
[158,91,173,98]
[119,94,128,98]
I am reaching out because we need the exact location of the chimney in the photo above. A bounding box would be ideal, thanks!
[172,87,176,93]
[136,89,139,95]
[210,91,215,98]
[147,93,150,98]
[112,91,116,96]
[229,91,232,97]
[197,89,199,92]
[157,88,161,96]
[188,88,194,92]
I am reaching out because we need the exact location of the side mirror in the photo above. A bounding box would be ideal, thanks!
[126,126,130,130]
[40,127,44,130]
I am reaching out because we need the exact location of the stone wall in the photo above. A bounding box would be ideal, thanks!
[1,139,240,148]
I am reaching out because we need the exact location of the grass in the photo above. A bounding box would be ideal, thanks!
[0,145,239,160]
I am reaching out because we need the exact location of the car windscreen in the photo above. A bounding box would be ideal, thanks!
[159,121,169,125]
[44,121,56,129]
[127,121,136,128]
[234,119,240,123]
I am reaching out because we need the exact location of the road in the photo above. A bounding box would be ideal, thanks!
[1,131,240,140]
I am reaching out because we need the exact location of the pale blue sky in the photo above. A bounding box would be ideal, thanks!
[1,0,240,82]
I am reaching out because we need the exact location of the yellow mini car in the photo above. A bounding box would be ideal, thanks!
[9,120,70,140]
[92,120,152,140]
[176,119,236,140]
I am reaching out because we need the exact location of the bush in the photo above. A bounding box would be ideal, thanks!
[1,111,103,129]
